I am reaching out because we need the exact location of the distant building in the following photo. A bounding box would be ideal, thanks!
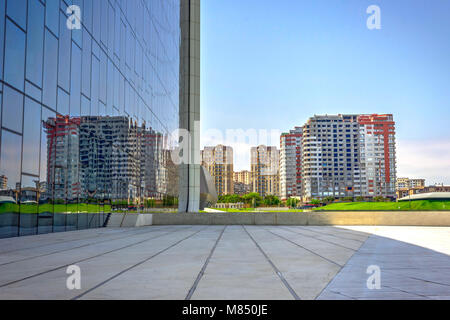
[301,114,396,202]
[233,170,251,195]
[396,183,449,199]
[250,145,280,197]
[234,181,251,196]
[201,145,234,196]
[396,177,410,190]
[234,170,251,185]
[396,177,425,190]
[411,185,450,194]
[0,175,7,190]
[398,192,450,202]
[280,127,302,200]
[410,179,426,189]
[395,178,426,199]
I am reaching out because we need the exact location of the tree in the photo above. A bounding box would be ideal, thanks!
[218,194,242,203]
[356,196,365,202]
[263,195,281,206]
[323,196,335,204]
[146,199,156,208]
[310,199,321,205]
[242,193,262,208]
[286,197,299,208]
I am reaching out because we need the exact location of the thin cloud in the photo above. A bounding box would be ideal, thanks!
[397,139,450,185]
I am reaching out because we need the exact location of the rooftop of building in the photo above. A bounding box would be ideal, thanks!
[398,192,450,201]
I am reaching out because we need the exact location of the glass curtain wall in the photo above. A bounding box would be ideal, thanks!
[0,0,180,238]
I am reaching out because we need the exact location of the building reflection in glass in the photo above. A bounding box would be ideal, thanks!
[0,115,178,238]
[0,0,181,238]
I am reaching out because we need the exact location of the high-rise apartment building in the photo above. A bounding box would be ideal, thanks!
[358,114,397,198]
[279,127,302,200]
[234,170,251,185]
[0,0,200,238]
[250,145,280,197]
[301,114,396,201]
[233,170,251,195]
[201,145,234,195]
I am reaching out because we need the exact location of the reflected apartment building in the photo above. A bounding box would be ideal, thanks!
[0,0,199,238]
[43,115,177,204]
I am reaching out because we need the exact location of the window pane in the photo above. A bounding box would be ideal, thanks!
[26,0,45,87]
[91,55,99,116]
[0,0,6,81]
[6,0,26,30]
[40,107,55,193]
[0,130,22,189]
[45,0,59,36]
[71,0,83,47]
[40,110,57,234]
[22,97,41,175]
[81,95,90,116]
[2,86,23,133]
[19,174,38,236]
[58,11,71,92]
[70,42,81,116]
[25,81,42,102]
[43,30,58,110]
[4,20,26,90]
[81,30,91,97]
[57,87,69,116]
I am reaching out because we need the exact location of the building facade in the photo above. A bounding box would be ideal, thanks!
[396,177,425,198]
[250,145,280,197]
[396,177,410,190]
[0,0,194,238]
[279,127,302,200]
[397,184,450,199]
[396,177,425,190]
[233,170,251,195]
[234,170,251,185]
[233,181,251,196]
[300,114,396,202]
[201,145,234,195]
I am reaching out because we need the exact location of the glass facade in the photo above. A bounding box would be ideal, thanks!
[0,0,181,238]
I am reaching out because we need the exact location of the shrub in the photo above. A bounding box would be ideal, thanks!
[286,197,299,208]
[323,196,335,204]
[242,193,262,207]
[263,195,281,206]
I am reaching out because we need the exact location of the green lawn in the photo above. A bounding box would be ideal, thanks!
[207,208,304,213]
[0,203,112,214]
[314,200,450,211]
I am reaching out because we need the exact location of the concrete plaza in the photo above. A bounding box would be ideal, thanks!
[0,225,449,300]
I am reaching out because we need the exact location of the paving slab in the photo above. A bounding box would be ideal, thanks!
[0,225,448,300]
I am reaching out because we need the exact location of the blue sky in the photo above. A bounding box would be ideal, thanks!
[200,0,450,184]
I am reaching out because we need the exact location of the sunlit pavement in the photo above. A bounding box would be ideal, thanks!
[0,225,449,300]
